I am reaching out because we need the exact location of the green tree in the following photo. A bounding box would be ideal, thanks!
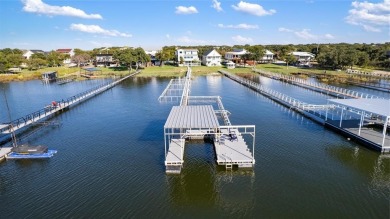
[114,49,135,72]
[247,45,265,63]
[284,54,297,68]
[27,58,47,70]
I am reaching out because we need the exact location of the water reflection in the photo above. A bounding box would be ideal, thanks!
[165,141,255,216]
[327,146,390,190]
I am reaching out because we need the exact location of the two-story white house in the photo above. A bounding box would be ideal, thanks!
[291,51,315,66]
[202,49,222,66]
[22,50,45,59]
[56,49,75,65]
[175,49,200,66]
[260,50,274,63]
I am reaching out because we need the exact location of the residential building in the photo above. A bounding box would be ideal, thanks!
[22,50,45,59]
[95,54,115,67]
[260,50,274,63]
[175,49,200,66]
[56,49,75,64]
[224,49,247,63]
[291,51,315,66]
[202,49,222,66]
[145,50,160,66]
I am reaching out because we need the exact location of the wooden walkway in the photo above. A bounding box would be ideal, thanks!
[253,69,380,99]
[0,71,139,135]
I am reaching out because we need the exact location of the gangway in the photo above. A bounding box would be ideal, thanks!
[253,69,381,99]
[0,71,139,135]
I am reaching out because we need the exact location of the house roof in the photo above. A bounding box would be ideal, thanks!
[203,49,221,57]
[226,49,247,55]
[57,49,72,53]
[292,51,315,57]
[30,50,45,54]
[265,50,274,55]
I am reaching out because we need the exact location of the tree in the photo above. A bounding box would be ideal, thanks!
[114,49,135,72]
[247,45,265,63]
[27,58,47,70]
[47,51,61,67]
[156,46,175,66]
[284,54,297,68]
[72,53,90,67]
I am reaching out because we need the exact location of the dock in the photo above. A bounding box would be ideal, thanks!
[0,71,139,135]
[160,67,255,174]
[220,69,390,153]
[253,68,380,99]
[0,147,12,162]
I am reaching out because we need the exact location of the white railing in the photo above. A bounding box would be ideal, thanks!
[253,68,381,99]
[220,70,330,112]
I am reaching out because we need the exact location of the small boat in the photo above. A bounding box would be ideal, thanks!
[2,91,57,160]
[7,145,57,159]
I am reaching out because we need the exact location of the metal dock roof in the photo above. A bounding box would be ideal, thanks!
[328,99,390,117]
[164,105,219,129]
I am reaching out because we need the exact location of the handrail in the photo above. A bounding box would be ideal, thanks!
[1,71,139,133]
[253,68,382,99]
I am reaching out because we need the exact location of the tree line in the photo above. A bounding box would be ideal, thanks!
[1,43,389,72]
[156,43,389,69]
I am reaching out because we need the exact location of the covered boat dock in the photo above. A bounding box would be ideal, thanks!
[325,98,390,152]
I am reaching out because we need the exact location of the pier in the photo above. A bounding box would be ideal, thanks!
[56,74,77,85]
[160,67,255,173]
[220,70,390,153]
[0,71,139,135]
[253,68,380,99]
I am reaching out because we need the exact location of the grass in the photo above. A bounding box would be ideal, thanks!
[2,63,386,83]
[255,63,341,75]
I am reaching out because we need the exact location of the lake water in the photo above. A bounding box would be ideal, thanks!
[0,75,389,218]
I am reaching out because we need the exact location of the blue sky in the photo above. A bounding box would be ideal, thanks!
[0,0,389,51]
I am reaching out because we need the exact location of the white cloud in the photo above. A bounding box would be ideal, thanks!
[177,36,206,44]
[22,0,102,19]
[212,0,223,12]
[175,6,198,14]
[278,27,293,32]
[232,35,253,43]
[362,24,381,32]
[70,24,131,37]
[232,1,276,16]
[280,28,335,40]
[294,29,317,40]
[324,34,335,39]
[89,41,113,47]
[346,0,390,32]
[218,23,259,29]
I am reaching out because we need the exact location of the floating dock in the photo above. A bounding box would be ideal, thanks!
[160,67,255,174]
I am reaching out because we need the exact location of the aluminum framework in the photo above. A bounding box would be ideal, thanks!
[326,98,390,151]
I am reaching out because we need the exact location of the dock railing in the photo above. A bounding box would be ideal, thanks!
[0,71,139,134]
[219,70,333,124]
[253,68,381,99]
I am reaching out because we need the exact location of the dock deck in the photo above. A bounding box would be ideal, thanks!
[0,147,12,161]
[165,139,186,173]
[214,128,255,168]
